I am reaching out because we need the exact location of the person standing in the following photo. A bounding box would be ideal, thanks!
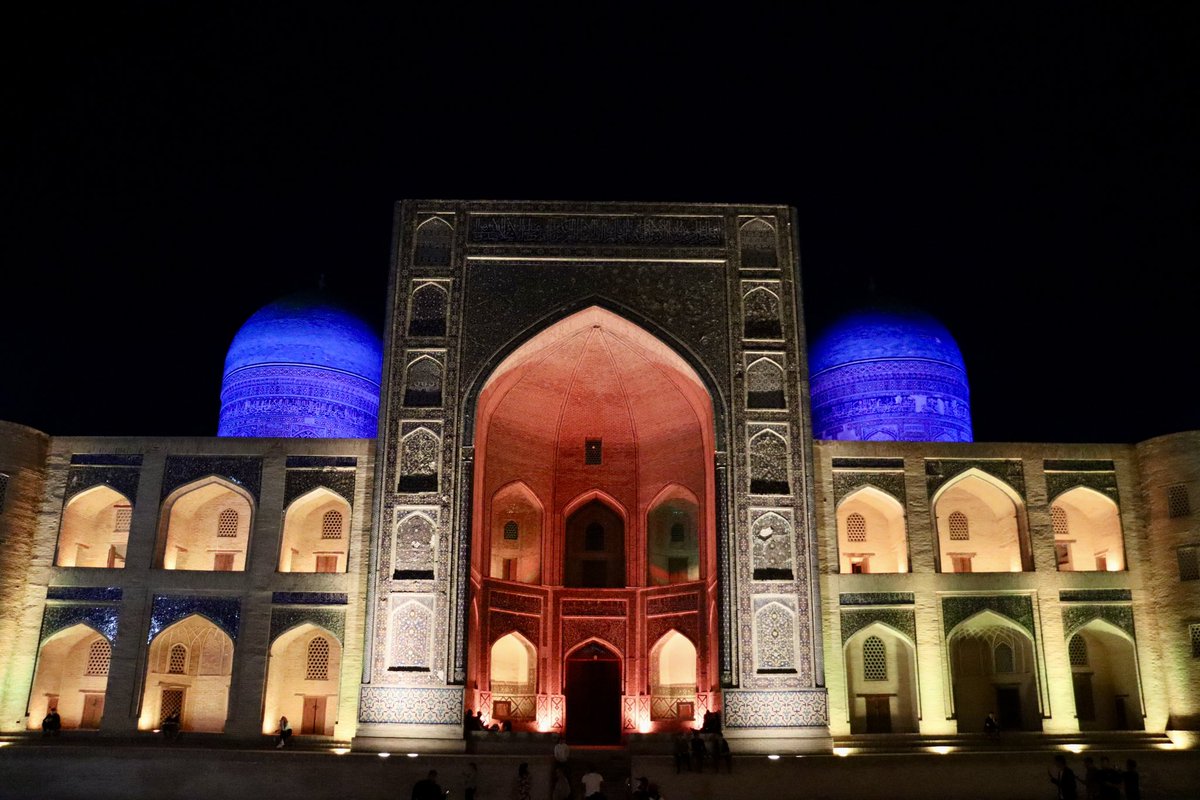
[1121,759,1140,800]
[713,732,732,773]
[513,762,532,800]
[1049,754,1078,800]
[552,765,572,800]
[672,732,689,774]
[412,770,444,800]
[581,765,604,799]
[690,730,708,772]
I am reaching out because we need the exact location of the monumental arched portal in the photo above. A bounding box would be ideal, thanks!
[468,307,718,740]
[362,201,827,750]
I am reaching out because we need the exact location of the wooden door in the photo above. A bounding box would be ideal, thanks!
[864,695,892,733]
[1072,673,1095,722]
[565,643,621,745]
[301,696,328,735]
[80,693,105,729]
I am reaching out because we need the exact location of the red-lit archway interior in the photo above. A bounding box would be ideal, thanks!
[468,307,718,742]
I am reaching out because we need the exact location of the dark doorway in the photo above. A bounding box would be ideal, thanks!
[565,642,621,745]
[1072,673,1095,722]
[864,695,893,733]
[1114,696,1129,730]
[995,686,1023,730]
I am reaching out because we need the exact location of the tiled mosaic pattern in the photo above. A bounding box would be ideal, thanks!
[40,604,119,644]
[46,586,123,602]
[283,466,356,507]
[1059,589,1132,603]
[839,592,914,606]
[832,471,906,506]
[270,607,345,643]
[942,594,1035,637]
[285,456,358,469]
[161,455,263,501]
[468,214,725,247]
[1062,604,1135,640]
[358,686,464,725]
[65,464,141,504]
[148,595,241,642]
[1045,470,1119,506]
[723,689,828,728]
[840,609,916,644]
[925,459,1026,499]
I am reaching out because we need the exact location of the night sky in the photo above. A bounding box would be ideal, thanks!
[6,6,1198,443]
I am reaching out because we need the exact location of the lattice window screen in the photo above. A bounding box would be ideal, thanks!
[1178,546,1199,582]
[863,636,887,681]
[1051,505,1068,536]
[503,521,519,541]
[1168,484,1191,518]
[217,508,238,537]
[948,511,970,541]
[846,513,867,542]
[86,639,111,676]
[1068,635,1088,666]
[306,637,330,680]
[168,644,187,674]
[1190,624,1200,658]
[321,510,343,539]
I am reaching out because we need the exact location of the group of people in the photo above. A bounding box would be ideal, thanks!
[1050,754,1140,800]
[463,708,513,734]
[672,730,732,773]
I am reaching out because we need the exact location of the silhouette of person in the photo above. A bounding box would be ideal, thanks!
[1049,754,1078,800]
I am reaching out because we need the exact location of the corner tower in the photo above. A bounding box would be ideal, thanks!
[362,202,827,750]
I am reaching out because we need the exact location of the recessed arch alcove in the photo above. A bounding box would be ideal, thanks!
[27,624,111,730]
[466,305,719,739]
[56,485,132,569]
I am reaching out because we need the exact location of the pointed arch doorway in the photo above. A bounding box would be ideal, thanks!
[565,642,622,745]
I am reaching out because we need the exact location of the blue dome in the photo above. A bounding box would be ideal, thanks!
[218,293,383,438]
[809,305,973,442]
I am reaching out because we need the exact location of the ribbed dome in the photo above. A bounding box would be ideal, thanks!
[218,292,383,438]
[809,304,973,442]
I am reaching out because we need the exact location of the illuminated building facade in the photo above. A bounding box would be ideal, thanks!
[0,201,1197,752]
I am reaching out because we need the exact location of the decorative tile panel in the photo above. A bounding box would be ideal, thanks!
[284,466,356,507]
[491,591,543,615]
[270,607,346,643]
[40,604,119,644]
[271,592,349,605]
[839,592,914,606]
[46,586,123,602]
[646,594,698,616]
[1062,604,1136,640]
[65,464,141,504]
[832,471,906,506]
[926,459,1025,500]
[562,599,626,617]
[358,686,464,725]
[285,456,359,469]
[723,689,828,728]
[1045,469,1120,506]
[148,595,241,642]
[161,456,263,502]
[840,609,916,644]
[468,214,725,247]
[750,508,795,579]
[941,595,1035,637]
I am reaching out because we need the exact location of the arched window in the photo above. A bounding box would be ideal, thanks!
[306,637,330,680]
[670,522,685,543]
[217,508,239,537]
[948,511,970,541]
[846,513,867,542]
[168,644,187,674]
[86,639,111,676]
[321,510,343,540]
[1051,505,1069,537]
[1068,635,1088,667]
[503,520,519,541]
[994,642,1015,673]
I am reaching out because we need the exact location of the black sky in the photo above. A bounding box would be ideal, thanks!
[5,5,1198,443]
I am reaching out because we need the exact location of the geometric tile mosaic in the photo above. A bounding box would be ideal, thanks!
[358,686,464,725]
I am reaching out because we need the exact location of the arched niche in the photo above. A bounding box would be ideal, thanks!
[27,624,111,730]
[843,623,918,733]
[563,496,626,589]
[403,356,443,407]
[836,485,908,574]
[1067,619,1144,731]
[56,484,132,568]
[932,469,1029,573]
[262,623,342,736]
[749,428,790,495]
[408,281,448,337]
[649,630,697,725]
[1052,487,1125,572]
[413,216,453,267]
[947,610,1042,732]
[743,285,783,339]
[157,476,254,572]
[646,485,700,585]
[489,481,543,583]
[745,357,786,409]
[278,487,351,573]
[139,614,233,732]
[489,632,537,724]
